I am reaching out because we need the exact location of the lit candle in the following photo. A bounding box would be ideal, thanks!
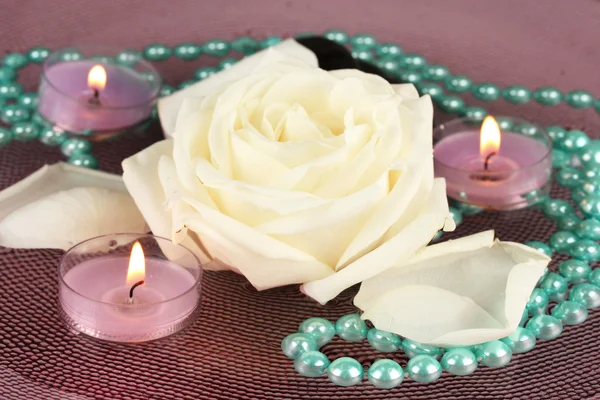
[433,116,552,210]
[38,47,160,136]
[59,234,202,343]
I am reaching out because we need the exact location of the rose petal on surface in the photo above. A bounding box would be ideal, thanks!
[122,141,211,264]
[301,178,451,304]
[159,39,318,136]
[355,231,550,346]
[0,187,146,250]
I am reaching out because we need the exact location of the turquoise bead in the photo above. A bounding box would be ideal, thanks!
[558,130,590,153]
[401,338,442,359]
[558,259,591,284]
[398,71,420,83]
[27,47,50,64]
[61,138,92,157]
[376,58,400,73]
[533,87,562,106]
[445,75,472,93]
[502,86,531,104]
[438,95,465,114]
[17,93,38,109]
[565,90,594,109]
[589,269,600,286]
[423,65,450,81]
[543,199,576,220]
[203,39,230,56]
[281,333,318,359]
[218,58,238,70]
[352,50,374,61]
[368,359,404,389]
[548,231,578,254]
[472,83,501,101]
[432,230,443,242]
[515,122,540,137]
[407,355,442,383]
[573,189,587,203]
[416,83,444,100]
[557,214,582,231]
[350,34,377,49]
[461,106,487,122]
[11,122,39,142]
[0,127,13,146]
[569,283,600,309]
[570,239,600,262]
[540,272,568,301]
[500,327,536,354]
[580,176,600,195]
[526,288,549,315]
[298,317,335,347]
[400,53,427,70]
[577,141,600,169]
[173,43,202,60]
[596,98,600,114]
[579,194,600,219]
[324,30,349,44]
[259,36,282,49]
[143,44,171,61]
[537,268,549,287]
[115,50,141,66]
[367,328,402,353]
[68,153,98,169]
[441,348,477,376]
[327,357,363,387]
[448,206,463,226]
[178,80,196,90]
[556,167,582,188]
[0,82,23,98]
[519,308,529,327]
[524,241,553,257]
[551,301,588,325]
[375,43,403,58]
[31,111,48,126]
[160,85,175,97]
[0,66,16,83]
[2,53,28,69]
[335,314,368,342]
[231,37,259,55]
[476,341,512,368]
[546,125,567,142]
[496,117,515,131]
[194,67,218,81]
[58,49,82,62]
[576,219,600,240]
[39,128,66,146]
[525,315,563,340]
[294,351,330,377]
[552,149,570,169]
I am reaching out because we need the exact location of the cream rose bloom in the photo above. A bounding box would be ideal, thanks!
[122,40,455,304]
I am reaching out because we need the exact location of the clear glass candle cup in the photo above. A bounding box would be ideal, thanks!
[433,116,552,210]
[38,46,161,140]
[58,233,202,343]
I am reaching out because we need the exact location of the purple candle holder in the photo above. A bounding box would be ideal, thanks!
[433,116,552,210]
[38,47,160,140]
[58,233,202,343]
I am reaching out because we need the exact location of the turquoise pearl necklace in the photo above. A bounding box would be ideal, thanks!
[2,30,600,171]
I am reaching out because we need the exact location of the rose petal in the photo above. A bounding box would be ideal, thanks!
[301,178,451,304]
[355,231,550,346]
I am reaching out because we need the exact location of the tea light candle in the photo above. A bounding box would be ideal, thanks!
[433,116,552,210]
[38,48,160,137]
[58,234,202,343]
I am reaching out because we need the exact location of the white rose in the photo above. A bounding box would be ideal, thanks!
[122,40,455,304]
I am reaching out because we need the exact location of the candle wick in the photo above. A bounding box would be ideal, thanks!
[484,152,497,171]
[89,88,101,106]
[129,280,145,299]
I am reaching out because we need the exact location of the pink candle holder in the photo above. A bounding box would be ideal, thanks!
[433,116,552,210]
[58,233,202,343]
[38,47,160,140]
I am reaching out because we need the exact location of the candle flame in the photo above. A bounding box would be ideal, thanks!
[480,115,501,158]
[87,65,107,91]
[126,242,145,286]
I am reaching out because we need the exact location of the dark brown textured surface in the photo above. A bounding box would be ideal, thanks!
[2,1,600,398]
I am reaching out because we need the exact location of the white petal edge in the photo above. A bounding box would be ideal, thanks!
[158,39,318,137]
[355,230,550,346]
